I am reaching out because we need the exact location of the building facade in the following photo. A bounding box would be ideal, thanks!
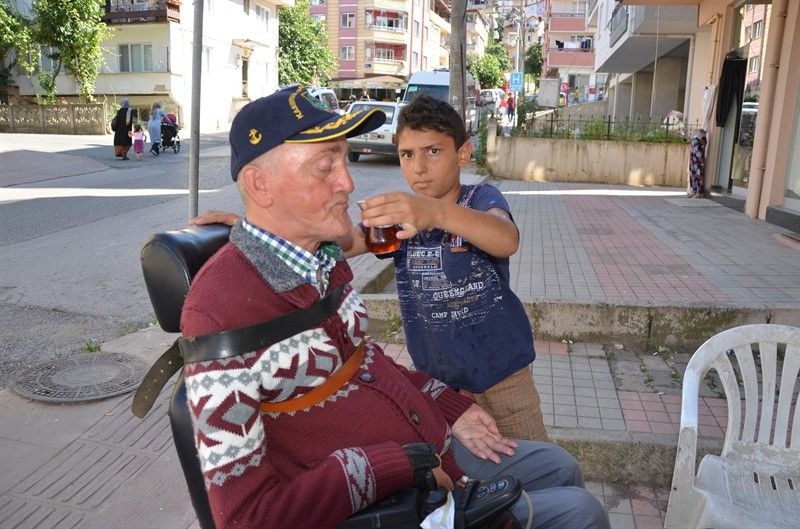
[7,0,289,132]
[310,0,452,97]
[616,0,798,229]
[543,0,600,104]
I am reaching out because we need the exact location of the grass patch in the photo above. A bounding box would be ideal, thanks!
[80,340,102,353]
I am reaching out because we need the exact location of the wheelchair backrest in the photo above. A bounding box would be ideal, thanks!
[140,224,231,529]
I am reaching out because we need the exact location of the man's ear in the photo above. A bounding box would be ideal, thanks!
[239,163,273,208]
[457,140,473,166]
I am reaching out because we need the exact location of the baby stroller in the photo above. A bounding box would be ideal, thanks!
[160,113,181,154]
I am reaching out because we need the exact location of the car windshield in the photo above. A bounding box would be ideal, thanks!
[349,104,396,122]
[404,84,449,102]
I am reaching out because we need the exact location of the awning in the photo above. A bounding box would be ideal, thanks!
[331,75,407,90]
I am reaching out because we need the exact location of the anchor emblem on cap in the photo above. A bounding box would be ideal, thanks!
[249,129,262,145]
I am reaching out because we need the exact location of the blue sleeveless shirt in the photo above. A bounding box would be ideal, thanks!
[392,184,535,392]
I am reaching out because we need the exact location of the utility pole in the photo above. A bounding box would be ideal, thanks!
[450,0,467,125]
[518,0,526,103]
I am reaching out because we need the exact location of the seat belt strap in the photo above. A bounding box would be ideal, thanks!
[131,285,345,418]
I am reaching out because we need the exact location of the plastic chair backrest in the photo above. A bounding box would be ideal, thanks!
[140,224,231,529]
[681,324,800,455]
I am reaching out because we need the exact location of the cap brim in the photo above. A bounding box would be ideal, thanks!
[285,108,386,144]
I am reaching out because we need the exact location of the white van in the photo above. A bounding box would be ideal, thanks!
[402,69,480,133]
[308,87,343,115]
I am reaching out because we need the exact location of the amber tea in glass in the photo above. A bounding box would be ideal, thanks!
[365,224,401,254]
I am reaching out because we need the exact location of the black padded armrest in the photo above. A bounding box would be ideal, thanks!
[141,224,231,333]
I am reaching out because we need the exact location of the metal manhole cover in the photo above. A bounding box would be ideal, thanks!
[11,352,147,403]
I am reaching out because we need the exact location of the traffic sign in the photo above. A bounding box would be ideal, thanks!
[509,72,523,91]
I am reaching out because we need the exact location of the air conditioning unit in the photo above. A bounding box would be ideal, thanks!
[154,84,167,92]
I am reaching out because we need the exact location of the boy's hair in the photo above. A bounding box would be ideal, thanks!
[397,93,467,148]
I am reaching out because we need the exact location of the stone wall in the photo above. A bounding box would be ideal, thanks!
[0,103,107,134]
[487,125,690,187]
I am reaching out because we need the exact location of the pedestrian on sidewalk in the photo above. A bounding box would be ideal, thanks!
[181,86,608,529]
[129,123,146,161]
[507,94,516,123]
[688,128,707,198]
[111,97,133,160]
[147,101,170,156]
[190,94,549,442]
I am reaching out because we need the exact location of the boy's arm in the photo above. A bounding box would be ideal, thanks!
[337,224,368,258]
[360,193,519,258]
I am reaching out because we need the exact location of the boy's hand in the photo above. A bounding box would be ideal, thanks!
[452,404,517,463]
[359,192,437,239]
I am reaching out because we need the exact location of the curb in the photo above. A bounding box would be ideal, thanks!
[362,292,800,352]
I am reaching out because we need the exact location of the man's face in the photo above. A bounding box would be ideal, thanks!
[397,128,469,202]
[257,138,354,250]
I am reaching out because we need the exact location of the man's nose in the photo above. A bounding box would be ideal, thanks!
[337,165,355,193]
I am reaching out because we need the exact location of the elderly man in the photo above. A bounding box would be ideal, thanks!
[181,86,609,529]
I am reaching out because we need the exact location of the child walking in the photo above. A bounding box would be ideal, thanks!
[130,123,147,161]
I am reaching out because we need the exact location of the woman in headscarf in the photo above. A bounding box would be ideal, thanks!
[113,97,133,160]
[147,101,172,156]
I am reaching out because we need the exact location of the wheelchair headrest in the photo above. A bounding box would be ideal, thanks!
[141,224,231,333]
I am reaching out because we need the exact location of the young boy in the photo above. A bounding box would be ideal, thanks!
[352,94,547,441]
[191,94,547,440]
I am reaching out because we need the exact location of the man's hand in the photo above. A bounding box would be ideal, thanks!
[452,404,518,464]
[189,210,241,227]
[432,466,453,491]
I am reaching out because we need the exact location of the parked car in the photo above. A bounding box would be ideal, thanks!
[308,87,344,115]
[479,88,505,108]
[345,101,404,162]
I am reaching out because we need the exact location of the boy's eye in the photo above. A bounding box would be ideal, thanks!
[400,152,412,159]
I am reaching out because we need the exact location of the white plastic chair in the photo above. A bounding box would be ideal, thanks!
[664,324,800,529]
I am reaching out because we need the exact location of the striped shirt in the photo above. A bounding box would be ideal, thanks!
[241,219,338,293]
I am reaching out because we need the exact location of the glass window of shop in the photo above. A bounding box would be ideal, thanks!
[785,94,800,211]
[725,1,771,193]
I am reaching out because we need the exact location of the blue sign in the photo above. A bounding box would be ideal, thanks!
[510,72,523,91]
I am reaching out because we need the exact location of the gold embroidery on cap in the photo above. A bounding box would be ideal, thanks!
[289,86,304,120]
[249,129,262,144]
[299,113,359,135]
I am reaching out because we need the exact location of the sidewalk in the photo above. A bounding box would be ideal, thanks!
[1,177,798,529]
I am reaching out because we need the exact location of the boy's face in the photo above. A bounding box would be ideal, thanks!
[396,128,472,202]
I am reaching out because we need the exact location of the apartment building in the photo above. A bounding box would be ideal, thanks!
[543,0,600,103]
[310,0,452,96]
[613,0,798,230]
[8,0,289,132]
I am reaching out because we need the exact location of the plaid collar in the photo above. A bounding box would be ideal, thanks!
[241,219,339,293]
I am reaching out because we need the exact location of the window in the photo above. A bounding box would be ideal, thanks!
[374,15,403,30]
[341,13,355,28]
[745,25,752,41]
[312,14,326,23]
[243,0,250,14]
[255,5,270,30]
[423,25,428,41]
[119,43,154,72]
[422,56,428,70]
[340,46,355,60]
[310,0,325,4]
[375,46,395,60]
[753,20,763,38]
[414,20,420,37]
[39,45,58,72]
[749,55,760,73]
[203,46,212,73]
[572,0,587,14]
[412,51,419,67]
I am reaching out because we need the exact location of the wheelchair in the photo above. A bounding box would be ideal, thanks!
[138,224,523,529]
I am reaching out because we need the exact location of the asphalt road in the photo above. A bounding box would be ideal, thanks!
[0,132,408,387]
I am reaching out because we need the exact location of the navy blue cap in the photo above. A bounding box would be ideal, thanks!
[229,85,386,180]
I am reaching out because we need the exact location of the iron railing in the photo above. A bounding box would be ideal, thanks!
[516,113,699,144]
[609,5,629,46]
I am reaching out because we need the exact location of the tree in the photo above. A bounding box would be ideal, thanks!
[31,0,111,102]
[524,42,542,80]
[485,40,511,73]
[0,2,39,100]
[467,53,503,88]
[278,0,337,86]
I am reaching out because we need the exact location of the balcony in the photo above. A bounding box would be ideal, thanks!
[364,59,407,76]
[547,48,595,69]
[586,0,599,28]
[609,5,629,46]
[104,0,180,24]
[549,12,586,32]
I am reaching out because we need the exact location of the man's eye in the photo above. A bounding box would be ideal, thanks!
[429,148,440,155]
